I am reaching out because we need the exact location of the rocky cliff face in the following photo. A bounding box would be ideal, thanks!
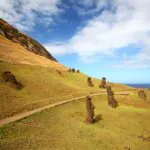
[0,19,57,61]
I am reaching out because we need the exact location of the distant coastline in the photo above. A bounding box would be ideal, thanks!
[126,84,150,88]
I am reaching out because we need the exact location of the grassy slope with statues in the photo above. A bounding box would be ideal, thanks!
[0,33,133,120]
[0,22,150,149]
[0,61,132,120]
[0,94,150,150]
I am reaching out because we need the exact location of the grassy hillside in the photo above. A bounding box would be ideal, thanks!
[0,61,132,120]
[0,35,66,70]
[0,95,150,150]
[0,24,149,150]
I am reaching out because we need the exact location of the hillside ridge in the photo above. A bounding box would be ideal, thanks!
[0,19,56,61]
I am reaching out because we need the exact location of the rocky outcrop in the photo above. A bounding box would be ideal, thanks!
[0,19,57,61]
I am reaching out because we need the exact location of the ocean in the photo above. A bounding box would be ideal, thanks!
[126,84,150,88]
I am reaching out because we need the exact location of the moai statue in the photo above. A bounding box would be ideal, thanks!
[85,96,95,124]
[68,68,72,72]
[87,77,94,87]
[106,86,118,108]
[99,77,107,88]
[2,71,17,84]
[72,68,75,73]
[138,90,146,100]
[77,69,80,73]
[107,86,114,95]
[2,71,23,90]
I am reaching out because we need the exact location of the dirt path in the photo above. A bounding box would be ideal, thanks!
[0,91,131,127]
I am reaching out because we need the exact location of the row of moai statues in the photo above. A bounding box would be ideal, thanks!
[2,71,23,90]
[87,77,107,88]
[87,77,147,100]
[85,88,118,124]
[68,68,80,73]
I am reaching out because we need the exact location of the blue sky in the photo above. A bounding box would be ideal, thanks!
[1,0,150,83]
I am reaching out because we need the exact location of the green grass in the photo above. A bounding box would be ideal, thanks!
[0,61,131,119]
[0,95,150,150]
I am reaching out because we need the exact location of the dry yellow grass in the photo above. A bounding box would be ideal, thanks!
[0,35,67,71]
[0,95,150,150]
[0,61,133,120]
[0,34,135,121]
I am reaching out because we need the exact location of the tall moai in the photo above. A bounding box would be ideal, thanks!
[72,68,75,73]
[99,77,107,88]
[87,77,94,87]
[106,86,118,108]
[138,90,146,100]
[85,96,95,124]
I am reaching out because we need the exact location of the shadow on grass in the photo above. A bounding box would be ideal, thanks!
[94,114,102,123]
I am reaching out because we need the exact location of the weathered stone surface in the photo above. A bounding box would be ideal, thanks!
[99,77,107,88]
[107,86,114,95]
[85,96,95,124]
[0,19,57,61]
[106,86,118,108]
[77,69,80,73]
[87,77,94,87]
[138,90,146,100]
[2,71,23,90]
[72,68,75,72]
[0,28,5,37]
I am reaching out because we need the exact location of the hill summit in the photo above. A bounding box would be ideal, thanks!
[0,19,56,61]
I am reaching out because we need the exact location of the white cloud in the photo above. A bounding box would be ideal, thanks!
[73,0,107,16]
[45,0,150,68]
[0,0,62,31]
[1,0,150,68]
